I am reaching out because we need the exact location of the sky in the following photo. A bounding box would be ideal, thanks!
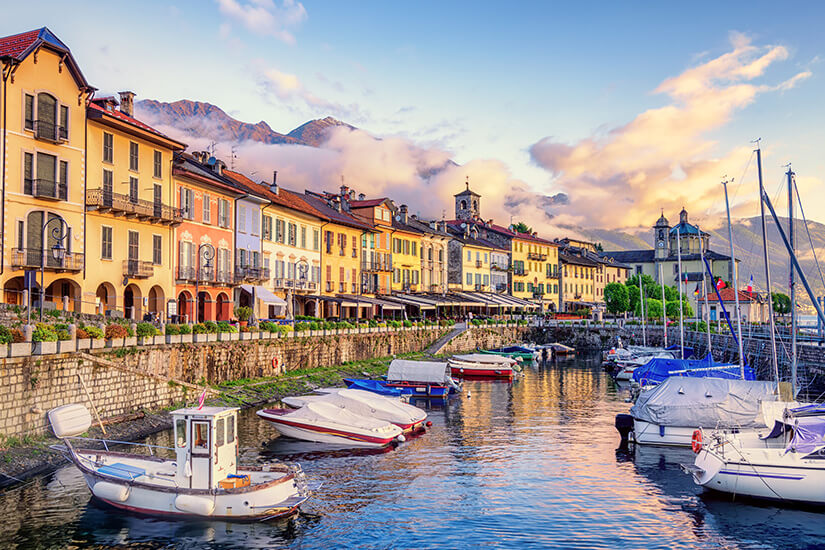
[6,1,825,237]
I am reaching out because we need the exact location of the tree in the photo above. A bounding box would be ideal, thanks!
[635,297,663,319]
[666,298,694,319]
[512,221,532,234]
[771,292,791,318]
[604,282,629,314]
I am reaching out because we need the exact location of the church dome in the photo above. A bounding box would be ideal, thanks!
[655,209,669,227]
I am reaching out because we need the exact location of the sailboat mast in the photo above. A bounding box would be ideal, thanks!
[722,177,745,379]
[788,165,797,396]
[660,261,667,348]
[639,275,646,347]
[699,225,712,355]
[756,145,780,389]
[676,226,685,359]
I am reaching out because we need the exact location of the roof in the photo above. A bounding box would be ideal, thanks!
[701,288,761,303]
[600,249,655,264]
[350,198,391,208]
[0,28,91,89]
[222,170,325,220]
[454,182,480,197]
[446,225,499,250]
[173,153,247,196]
[560,251,600,267]
[87,100,185,149]
[669,221,708,236]
[391,217,426,236]
[302,192,376,232]
[405,217,451,238]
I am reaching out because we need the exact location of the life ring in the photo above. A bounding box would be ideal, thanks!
[691,429,703,453]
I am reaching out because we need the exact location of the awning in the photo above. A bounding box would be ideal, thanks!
[336,294,399,309]
[384,295,436,310]
[240,284,286,306]
[454,292,504,307]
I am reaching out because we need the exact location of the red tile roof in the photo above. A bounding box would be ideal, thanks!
[350,198,389,208]
[446,219,557,246]
[0,29,40,59]
[88,100,184,147]
[221,170,327,220]
[701,289,760,303]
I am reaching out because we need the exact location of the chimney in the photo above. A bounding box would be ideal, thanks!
[213,159,225,176]
[118,91,135,117]
[358,193,366,201]
[271,171,279,195]
[399,204,408,224]
[339,185,350,212]
[429,221,436,230]
[438,220,446,232]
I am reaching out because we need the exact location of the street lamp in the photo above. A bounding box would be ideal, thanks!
[193,243,215,324]
[289,259,309,321]
[39,216,70,321]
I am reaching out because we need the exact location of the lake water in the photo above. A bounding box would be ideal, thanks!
[3,353,825,549]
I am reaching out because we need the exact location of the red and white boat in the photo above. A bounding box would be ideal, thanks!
[257,401,405,448]
[448,354,515,379]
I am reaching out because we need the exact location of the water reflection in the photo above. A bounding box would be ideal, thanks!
[2,354,823,549]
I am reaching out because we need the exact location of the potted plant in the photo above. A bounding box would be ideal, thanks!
[105,323,129,347]
[0,326,12,358]
[136,322,159,346]
[234,306,252,327]
[178,323,193,343]
[33,323,58,355]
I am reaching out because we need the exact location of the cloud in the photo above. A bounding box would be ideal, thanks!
[529,33,811,232]
[216,0,307,45]
[259,67,367,121]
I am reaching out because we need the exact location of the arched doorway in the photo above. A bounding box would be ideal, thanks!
[177,291,192,323]
[216,293,230,321]
[46,278,81,312]
[96,282,116,315]
[3,276,26,305]
[124,283,142,320]
[148,285,165,317]
[197,291,213,322]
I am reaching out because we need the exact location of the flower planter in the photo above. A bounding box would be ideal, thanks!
[218,332,236,342]
[9,342,31,357]
[106,338,125,348]
[124,337,137,347]
[34,341,57,355]
[193,334,209,343]
[206,334,218,343]
[239,332,252,341]
[76,338,92,351]
[0,344,8,358]
[56,340,75,354]
[152,335,166,345]
[179,334,193,344]
[166,334,182,344]
[91,338,105,349]
[137,337,153,346]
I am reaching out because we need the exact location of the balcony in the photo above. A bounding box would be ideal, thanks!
[527,252,547,261]
[546,271,560,279]
[491,263,509,272]
[475,260,483,268]
[474,283,485,291]
[429,283,441,292]
[123,259,153,279]
[273,278,318,292]
[495,283,508,293]
[27,179,67,201]
[234,266,270,283]
[361,259,392,272]
[326,282,333,292]
[11,248,83,272]
[512,268,526,276]
[532,291,545,299]
[86,189,183,225]
[33,120,67,143]
[177,266,195,281]
[215,270,233,284]
[177,266,216,282]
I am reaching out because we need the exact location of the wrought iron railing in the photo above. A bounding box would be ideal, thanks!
[11,248,83,271]
[33,120,67,142]
[86,189,182,224]
[123,259,153,278]
[27,178,68,200]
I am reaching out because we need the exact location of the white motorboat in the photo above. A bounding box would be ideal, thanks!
[257,401,405,448]
[280,389,427,433]
[49,404,310,520]
[448,354,515,379]
[620,377,784,447]
[688,409,825,505]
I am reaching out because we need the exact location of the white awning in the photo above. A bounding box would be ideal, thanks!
[240,284,287,306]
[387,359,450,384]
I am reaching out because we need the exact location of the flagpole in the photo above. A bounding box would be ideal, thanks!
[659,261,667,348]
[639,274,646,347]
[677,227,685,359]
[722,177,745,379]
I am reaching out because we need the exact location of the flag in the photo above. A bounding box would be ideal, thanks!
[197,388,207,410]
[747,275,753,293]
[693,283,700,296]
[716,278,726,290]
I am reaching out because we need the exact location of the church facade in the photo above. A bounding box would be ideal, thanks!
[600,208,737,315]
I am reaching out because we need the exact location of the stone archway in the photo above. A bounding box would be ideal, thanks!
[148,285,165,316]
[3,276,26,305]
[47,278,81,312]
[96,282,117,315]
[124,283,142,320]
[197,291,213,323]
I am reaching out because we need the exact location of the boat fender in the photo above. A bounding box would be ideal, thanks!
[425,421,432,427]
[92,481,131,502]
[396,434,406,443]
[175,494,215,516]
[691,430,703,454]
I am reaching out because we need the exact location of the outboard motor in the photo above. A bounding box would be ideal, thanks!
[615,414,634,450]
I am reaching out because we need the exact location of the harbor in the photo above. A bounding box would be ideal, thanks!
[6,353,824,549]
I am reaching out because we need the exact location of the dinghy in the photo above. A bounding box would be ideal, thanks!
[344,359,460,398]
[448,354,515,379]
[257,401,404,448]
[49,403,311,520]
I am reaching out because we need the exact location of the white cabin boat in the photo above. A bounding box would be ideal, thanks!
[49,403,310,521]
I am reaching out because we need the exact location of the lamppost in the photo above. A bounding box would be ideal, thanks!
[39,217,69,321]
[290,259,308,320]
[193,243,215,324]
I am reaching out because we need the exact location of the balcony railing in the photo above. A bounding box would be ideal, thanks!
[27,179,68,201]
[234,266,269,282]
[474,283,484,291]
[533,291,545,299]
[86,189,183,225]
[273,278,318,292]
[11,248,83,271]
[513,268,526,276]
[326,282,333,292]
[546,271,560,279]
[491,263,509,272]
[475,260,483,268]
[527,252,547,261]
[361,259,392,272]
[215,270,233,284]
[495,283,508,293]
[123,259,153,279]
[33,120,67,143]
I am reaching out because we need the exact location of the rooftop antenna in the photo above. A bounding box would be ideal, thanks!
[207,141,217,156]
[465,175,469,190]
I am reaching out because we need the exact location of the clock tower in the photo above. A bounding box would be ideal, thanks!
[654,210,670,260]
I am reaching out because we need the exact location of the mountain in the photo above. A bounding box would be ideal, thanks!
[135,100,354,147]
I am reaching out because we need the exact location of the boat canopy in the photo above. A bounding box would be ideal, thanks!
[786,416,825,454]
[387,360,449,384]
[631,355,755,385]
[630,377,779,427]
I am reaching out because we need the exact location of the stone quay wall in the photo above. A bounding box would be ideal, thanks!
[1,325,530,438]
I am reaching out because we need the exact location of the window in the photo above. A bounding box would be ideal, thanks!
[238,205,246,232]
[129,142,139,171]
[411,242,417,256]
[180,188,195,219]
[24,94,34,130]
[288,223,296,246]
[202,193,211,223]
[216,418,225,447]
[153,151,162,178]
[276,219,285,243]
[16,221,23,251]
[226,416,235,444]
[218,199,230,227]
[466,272,472,285]
[152,235,162,265]
[101,226,113,259]
[301,226,306,248]
[313,229,320,251]
[129,177,138,203]
[23,153,33,195]
[175,419,187,448]
[325,231,333,253]
[59,105,68,139]
[263,216,272,240]
[251,211,260,235]
[103,132,113,163]
[466,250,471,261]
[192,421,209,450]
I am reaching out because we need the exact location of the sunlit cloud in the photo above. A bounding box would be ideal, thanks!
[258,67,367,121]
[529,32,812,232]
[216,0,307,45]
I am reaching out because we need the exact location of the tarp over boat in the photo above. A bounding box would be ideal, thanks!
[631,355,755,385]
[451,353,516,365]
[630,377,779,427]
[387,360,450,385]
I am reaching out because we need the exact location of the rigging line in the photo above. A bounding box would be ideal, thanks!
[729,150,755,204]
[792,176,825,291]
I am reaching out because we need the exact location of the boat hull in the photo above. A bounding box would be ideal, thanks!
[634,420,766,447]
[258,410,400,448]
[449,364,513,379]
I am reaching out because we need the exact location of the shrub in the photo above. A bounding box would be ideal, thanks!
[403,320,412,328]
[45,309,61,319]
[75,328,89,340]
[165,324,180,335]
[234,306,252,322]
[241,325,257,333]
[192,323,207,334]
[0,326,12,345]
[136,322,158,338]
[56,329,71,341]
[178,324,192,335]
[217,321,238,333]
[203,321,218,334]
[105,324,129,339]
[84,326,104,339]
[11,328,24,343]
[33,323,58,342]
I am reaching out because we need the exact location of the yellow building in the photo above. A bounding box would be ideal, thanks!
[84,94,185,319]
[0,28,94,311]
[447,224,497,292]
[510,233,560,310]
[391,206,423,293]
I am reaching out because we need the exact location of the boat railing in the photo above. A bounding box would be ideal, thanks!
[669,365,741,375]
[57,435,176,455]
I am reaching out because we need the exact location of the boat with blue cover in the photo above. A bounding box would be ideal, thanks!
[631,355,754,387]
[346,360,460,398]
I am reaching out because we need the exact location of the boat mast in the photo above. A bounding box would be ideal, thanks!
[756,143,780,389]
[639,273,647,347]
[659,261,667,348]
[787,165,797,397]
[699,225,712,355]
[722,177,745,379]
[676,226,685,359]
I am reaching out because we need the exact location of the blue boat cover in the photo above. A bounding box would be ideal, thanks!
[343,378,404,397]
[664,344,695,359]
[787,417,825,454]
[496,346,534,354]
[98,462,145,480]
[631,355,755,385]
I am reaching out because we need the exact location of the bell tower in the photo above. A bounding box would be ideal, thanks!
[454,177,481,221]
[654,210,670,260]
